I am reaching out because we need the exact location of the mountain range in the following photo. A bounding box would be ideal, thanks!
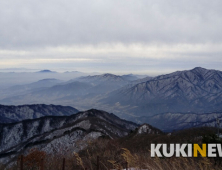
[0,73,146,106]
[1,66,222,167]
[103,67,222,116]
[1,67,222,132]
[0,109,138,165]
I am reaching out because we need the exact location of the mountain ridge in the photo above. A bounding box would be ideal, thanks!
[0,104,79,123]
[103,67,222,116]
[0,109,138,165]
[136,111,222,132]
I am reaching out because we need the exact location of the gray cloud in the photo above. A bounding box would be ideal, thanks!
[0,0,222,74]
[0,0,222,48]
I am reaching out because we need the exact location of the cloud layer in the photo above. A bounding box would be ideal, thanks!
[0,0,222,74]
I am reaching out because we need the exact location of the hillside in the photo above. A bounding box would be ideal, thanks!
[74,127,221,170]
[137,112,222,132]
[0,104,79,123]
[0,109,138,165]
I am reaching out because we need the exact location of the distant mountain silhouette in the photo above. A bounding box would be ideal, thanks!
[37,70,56,73]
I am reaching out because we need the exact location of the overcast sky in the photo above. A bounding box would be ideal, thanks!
[0,0,222,75]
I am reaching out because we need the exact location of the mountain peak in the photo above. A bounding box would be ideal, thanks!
[188,67,211,77]
[38,70,55,73]
[191,67,208,72]
[137,124,163,135]
[102,73,119,77]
